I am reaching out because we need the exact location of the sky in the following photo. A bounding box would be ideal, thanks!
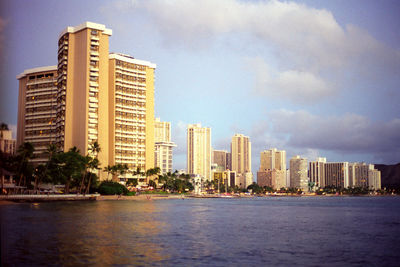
[0,0,399,172]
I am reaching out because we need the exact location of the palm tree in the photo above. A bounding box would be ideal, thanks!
[16,142,35,187]
[82,141,101,194]
[103,165,114,180]
[85,157,99,194]
[145,167,161,184]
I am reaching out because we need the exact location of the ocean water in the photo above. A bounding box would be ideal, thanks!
[1,196,400,266]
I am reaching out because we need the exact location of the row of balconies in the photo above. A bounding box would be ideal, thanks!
[115,65,147,74]
[26,89,57,98]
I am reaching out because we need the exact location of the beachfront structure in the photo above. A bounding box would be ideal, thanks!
[154,118,176,174]
[187,123,211,180]
[56,22,112,179]
[290,155,308,191]
[17,66,58,164]
[257,148,287,189]
[348,162,381,190]
[368,168,381,190]
[309,158,349,188]
[109,53,156,181]
[16,22,156,181]
[231,134,251,175]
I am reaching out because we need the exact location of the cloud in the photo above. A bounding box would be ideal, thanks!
[107,0,399,104]
[114,0,400,70]
[267,109,400,163]
[171,120,187,155]
[245,57,333,104]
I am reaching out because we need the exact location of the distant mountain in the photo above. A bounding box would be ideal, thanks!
[375,163,400,190]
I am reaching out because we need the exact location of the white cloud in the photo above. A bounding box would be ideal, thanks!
[115,0,400,70]
[171,120,187,155]
[246,57,333,104]
[267,109,400,163]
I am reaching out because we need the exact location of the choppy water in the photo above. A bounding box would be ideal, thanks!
[1,196,400,266]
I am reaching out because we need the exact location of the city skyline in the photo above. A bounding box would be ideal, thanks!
[1,0,400,172]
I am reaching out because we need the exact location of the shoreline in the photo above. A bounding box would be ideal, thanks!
[0,193,397,204]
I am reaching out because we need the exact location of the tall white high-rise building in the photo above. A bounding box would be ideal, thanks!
[290,155,308,191]
[187,123,211,180]
[154,118,176,174]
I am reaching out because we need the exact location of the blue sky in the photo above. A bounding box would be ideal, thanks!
[0,0,399,172]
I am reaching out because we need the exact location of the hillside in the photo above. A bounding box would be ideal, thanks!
[375,163,400,190]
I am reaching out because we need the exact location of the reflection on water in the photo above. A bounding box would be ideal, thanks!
[1,201,170,266]
[2,197,400,266]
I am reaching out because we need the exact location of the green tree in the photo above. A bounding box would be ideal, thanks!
[247,182,263,194]
[16,142,35,187]
[103,165,114,180]
[55,147,86,194]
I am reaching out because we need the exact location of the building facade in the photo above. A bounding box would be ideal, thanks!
[368,169,381,190]
[109,53,156,179]
[309,157,326,188]
[231,134,251,175]
[290,155,308,191]
[17,66,58,164]
[257,148,286,189]
[349,162,371,187]
[309,158,349,188]
[154,118,176,174]
[56,22,112,179]
[187,123,211,180]
[0,128,16,155]
[17,22,157,181]
[212,149,229,170]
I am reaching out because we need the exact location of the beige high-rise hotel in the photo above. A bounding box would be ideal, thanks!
[257,148,286,189]
[187,123,211,180]
[17,22,156,181]
[17,66,58,164]
[109,53,156,180]
[231,134,252,188]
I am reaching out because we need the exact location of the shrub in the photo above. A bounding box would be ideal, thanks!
[98,181,128,195]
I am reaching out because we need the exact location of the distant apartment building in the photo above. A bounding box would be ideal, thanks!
[309,158,349,188]
[212,149,231,170]
[212,170,237,188]
[349,162,381,190]
[154,118,176,174]
[368,168,381,190]
[226,152,232,171]
[290,155,308,191]
[187,123,211,180]
[257,148,286,189]
[17,66,58,164]
[348,162,371,187]
[310,159,381,190]
[0,128,16,155]
[231,134,252,187]
[109,53,156,179]
[17,22,156,181]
